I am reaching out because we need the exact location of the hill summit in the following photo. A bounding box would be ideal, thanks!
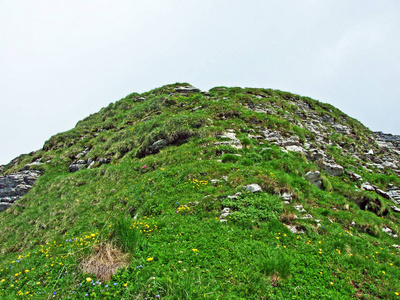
[1,83,400,299]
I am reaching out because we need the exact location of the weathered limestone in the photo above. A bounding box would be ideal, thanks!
[243,184,262,193]
[304,171,323,189]
[0,170,41,212]
[175,86,200,93]
[214,130,243,149]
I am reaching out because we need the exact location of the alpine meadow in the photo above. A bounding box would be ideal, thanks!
[1,83,400,299]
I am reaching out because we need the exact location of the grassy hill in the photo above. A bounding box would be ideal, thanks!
[1,83,400,299]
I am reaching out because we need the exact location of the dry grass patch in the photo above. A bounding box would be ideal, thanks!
[80,242,130,281]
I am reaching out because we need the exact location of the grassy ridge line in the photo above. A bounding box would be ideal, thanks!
[1,83,400,298]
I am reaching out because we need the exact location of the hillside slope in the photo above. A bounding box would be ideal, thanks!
[1,83,400,299]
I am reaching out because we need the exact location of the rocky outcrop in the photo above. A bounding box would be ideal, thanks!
[214,130,243,149]
[243,96,400,177]
[304,171,323,189]
[0,170,41,212]
[375,132,400,152]
[175,86,200,93]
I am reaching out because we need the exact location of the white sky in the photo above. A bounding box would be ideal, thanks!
[1,0,400,165]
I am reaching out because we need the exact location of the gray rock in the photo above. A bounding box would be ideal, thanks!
[21,161,44,170]
[299,214,313,219]
[192,106,202,111]
[361,182,375,191]
[307,149,325,162]
[322,115,334,124]
[98,157,110,164]
[293,205,306,212]
[243,184,262,193]
[382,226,397,238]
[220,207,231,219]
[304,171,323,189]
[0,170,41,212]
[69,160,87,172]
[333,124,350,134]
[285,145,305,153]
[347,172,363,181]
[376,189,391,200]
[76,148,90,159]
[0,202,12,212]
[248,134,263,140]
[175,86,200,93]
[211,179,222,185]
[281,137,300,147]
[318,161,344,176]
[387,187,400,204]
[151,139,168,151]
[285,224,305,234]
[376,140,392,152]
[280,192,293,202]
[383,161,398,169]
[214,131,243,149]
[227,192,242,199]
[391,206,400,213]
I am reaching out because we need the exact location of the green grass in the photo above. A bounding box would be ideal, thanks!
[1,83,400,299]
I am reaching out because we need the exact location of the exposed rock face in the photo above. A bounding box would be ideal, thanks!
[316,160,344,176]
[244,97,400,177]
[375,132,400,152]
[214,130,243,149]
[304,171,323,189]
[0,170,41,212]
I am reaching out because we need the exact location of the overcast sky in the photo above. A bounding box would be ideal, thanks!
[1,0,399,165]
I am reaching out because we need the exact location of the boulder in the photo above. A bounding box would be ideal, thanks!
[243,184,262,193]
[280,192,293,202]
[69,160,87,172]
[361,182,375,191]
[304,171,322,189]
[307,149,325,162]
[382,226,398,238]
[317,160,344,176]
